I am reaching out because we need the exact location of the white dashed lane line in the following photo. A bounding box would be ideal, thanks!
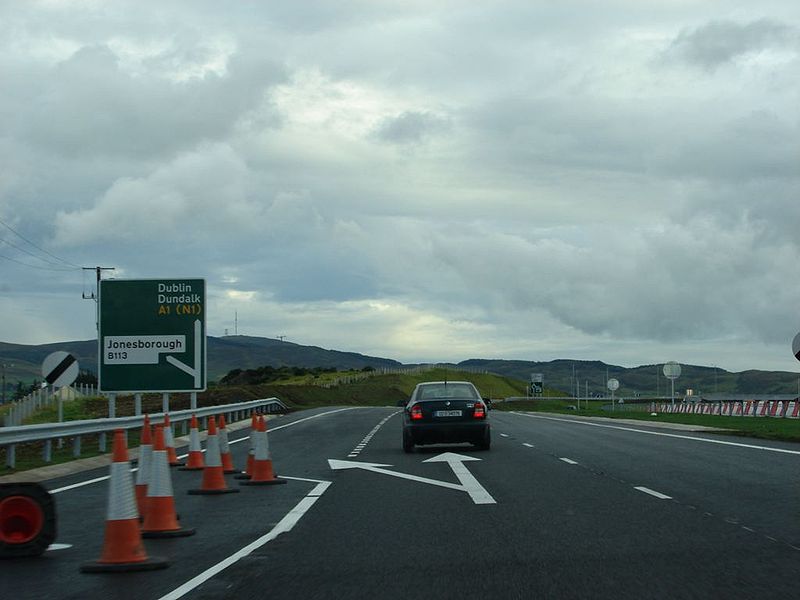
[633,486,672,500]
[522,443,534,448]
[499,433,509,438]
[559,457,578,465]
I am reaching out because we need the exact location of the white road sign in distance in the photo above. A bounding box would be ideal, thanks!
[607,378,619,391]
[793,332,800,362]
[42,351,79,389]
[663,361,681,380]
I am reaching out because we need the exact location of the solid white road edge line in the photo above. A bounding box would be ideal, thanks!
[559,458,578,465]
[512,412,800,456]
[634,486,672,500]
[49,408,358,494]
[158,480,332,600]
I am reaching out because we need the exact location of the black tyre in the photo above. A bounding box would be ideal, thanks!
[402,428,414,453]
[475,428,491,451]
[0,483,56,558]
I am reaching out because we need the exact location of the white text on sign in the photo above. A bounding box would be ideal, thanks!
[104,335,186,365]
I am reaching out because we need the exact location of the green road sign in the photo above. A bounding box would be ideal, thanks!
[99,279,206,393]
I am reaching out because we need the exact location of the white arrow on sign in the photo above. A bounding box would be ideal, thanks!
[165,319,203,388]
[328,452,496,505]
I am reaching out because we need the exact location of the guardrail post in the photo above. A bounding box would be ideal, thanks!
[98,432,107,453]
[6,444,16,469]
[73,436,81,458]
[43,440,52,462]
[134,393,142,416]
[181,420,188,435]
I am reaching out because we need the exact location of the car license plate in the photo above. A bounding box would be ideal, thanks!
[434,410,462,417]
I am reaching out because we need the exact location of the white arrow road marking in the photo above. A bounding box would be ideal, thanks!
[422,452,496,505]
[328,453,496,505]
[328,459,464,492]
[165,319,202,387]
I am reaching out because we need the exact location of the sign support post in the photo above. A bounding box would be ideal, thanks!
[663,362,682,406]
[607,378,619,412]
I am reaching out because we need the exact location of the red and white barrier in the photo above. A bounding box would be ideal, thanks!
[768,401,782,418]
[721,402,731,416]
[755,400,768,417]
[786,401,799,419]
[743,401,755,417]
[712,403,721,415]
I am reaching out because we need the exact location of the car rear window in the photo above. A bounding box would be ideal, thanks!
[418,384,478,400]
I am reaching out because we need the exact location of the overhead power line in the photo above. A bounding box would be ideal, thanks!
[0,216,81,268]
[0,237,74,268]
[0,252,78,272]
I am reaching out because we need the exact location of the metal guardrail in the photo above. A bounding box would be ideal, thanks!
[0,397,287,469]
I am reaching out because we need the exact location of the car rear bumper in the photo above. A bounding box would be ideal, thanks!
[405,421,489,445]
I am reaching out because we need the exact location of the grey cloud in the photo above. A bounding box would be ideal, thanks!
[371,111,451,144]
[464,93,799,186]
[3,2,799,372]
[4,44,284,159]
[666,19,797,70]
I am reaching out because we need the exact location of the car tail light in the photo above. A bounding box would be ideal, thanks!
[411,404,424,420]
[473,403,486,419]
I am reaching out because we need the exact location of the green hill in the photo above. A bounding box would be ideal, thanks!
[458,358,800,397]
[0,335,401,385]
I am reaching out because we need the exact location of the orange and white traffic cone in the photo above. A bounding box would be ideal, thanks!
[134,415,153,518]
[81,429,169,572]
[240,415,286,486]
[234,413,259,480]
[179,414,204,471]
[188,417,239,495]
[163,413,183,467]
[218,414,237,474]
[142,425,195,539]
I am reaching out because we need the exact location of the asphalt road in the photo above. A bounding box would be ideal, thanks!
[2,407,799,599]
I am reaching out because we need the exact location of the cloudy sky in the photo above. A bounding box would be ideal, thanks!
[1,1,799,372]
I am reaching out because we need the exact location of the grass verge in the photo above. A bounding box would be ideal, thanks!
[497,399,800,443]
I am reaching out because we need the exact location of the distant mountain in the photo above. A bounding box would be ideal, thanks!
[3,336,798,396]
[0,336,401,383]
[207,336,400,379]
[457,358,800,397]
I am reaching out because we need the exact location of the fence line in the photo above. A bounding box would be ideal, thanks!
[2,384,98,427]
